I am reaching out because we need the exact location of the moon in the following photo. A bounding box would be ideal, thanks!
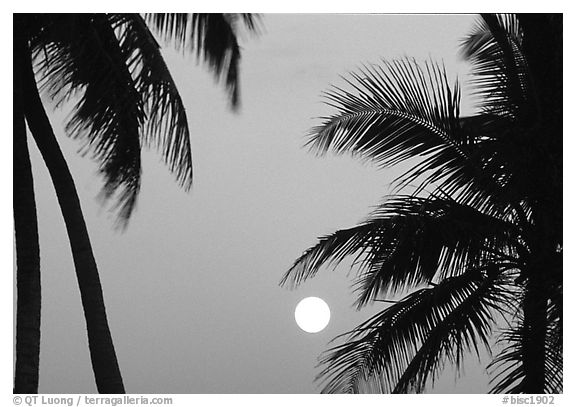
[294,297,331,333]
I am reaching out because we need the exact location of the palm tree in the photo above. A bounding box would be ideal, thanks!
[14,13,258,393]
[280,14,561,394]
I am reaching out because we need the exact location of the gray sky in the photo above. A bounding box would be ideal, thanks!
[21,14,494,393]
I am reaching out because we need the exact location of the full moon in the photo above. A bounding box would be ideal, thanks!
[294,297,331,333]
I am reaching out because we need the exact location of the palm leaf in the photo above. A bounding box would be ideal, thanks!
[307,58,520,214]
[281,195,519,307]
[309,59,463,182]
[461,14,531,122]
[544,303,563,394]
[317,268,511,393]
[488,326,525,393]
[31,14,200,227]
[31,14,145,225]
[145,13,259,109]
[110,14,193,195]
[353,195,520,307]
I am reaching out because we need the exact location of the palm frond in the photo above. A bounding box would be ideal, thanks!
[31,14,145,226]
[455,114,526,209]
[279,221,377,289]
[309,59,462,181]
[280,196,518,296]
[489,327,525,393]
[110,14,193,193]
[237,14,261,33]
[145,13,259,109]
[307,58,520,214]
[461,14,532,121]
[317,268,510,393]
[30,14,200,227]
[352,195,520,307]
[281,195,519,307]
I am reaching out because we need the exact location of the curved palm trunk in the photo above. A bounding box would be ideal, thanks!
[13,35,41,394]
[21,44,125,394]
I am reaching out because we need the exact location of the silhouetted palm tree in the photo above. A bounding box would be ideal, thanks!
[14,13,257,393]
[281,14,561,394]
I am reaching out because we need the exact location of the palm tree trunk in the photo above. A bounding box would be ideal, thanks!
[522,272,547,393]
[13,34,41,394]
[515,15,561,394]
[21,44,125,394]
